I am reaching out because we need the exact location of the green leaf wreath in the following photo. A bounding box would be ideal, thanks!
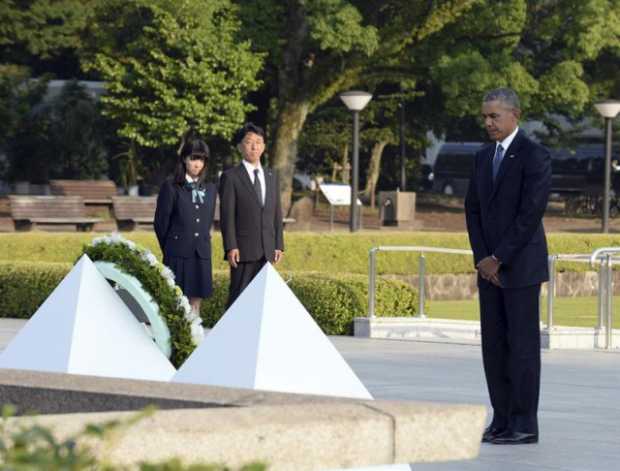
[82,233,202,367]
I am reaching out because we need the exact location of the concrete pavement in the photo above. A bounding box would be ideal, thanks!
[1,320,619,470]
[335,336,620,471]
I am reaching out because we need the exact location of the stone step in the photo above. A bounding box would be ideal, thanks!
[354,317,620,349]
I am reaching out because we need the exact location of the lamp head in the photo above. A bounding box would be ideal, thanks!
[595,100,620,119]
[339,90,372,111]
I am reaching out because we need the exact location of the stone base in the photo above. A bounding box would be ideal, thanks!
[1,369,486,470]
[354,317,620,349]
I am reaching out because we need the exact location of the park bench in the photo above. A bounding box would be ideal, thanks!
[0,197,14,232]
[50,179,117,203]
[9,195,101,231]
[112,196,157,231]
[50,179,117,219]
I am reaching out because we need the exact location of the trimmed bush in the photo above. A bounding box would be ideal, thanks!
[0,262,71,319]
[0,263,418,335]
[1,232,619,275]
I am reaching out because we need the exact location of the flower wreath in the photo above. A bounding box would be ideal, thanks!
[82,233,202,367]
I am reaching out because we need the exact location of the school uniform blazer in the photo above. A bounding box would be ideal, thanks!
[218,163,284,263]
[464,130,552,288]
[154,179,217,259]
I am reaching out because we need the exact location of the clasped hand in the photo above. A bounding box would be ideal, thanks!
[477,256,502,287]
[227,249,284,268]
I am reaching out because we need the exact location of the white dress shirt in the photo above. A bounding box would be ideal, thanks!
[496,126,519,155]
[242,159,266,204]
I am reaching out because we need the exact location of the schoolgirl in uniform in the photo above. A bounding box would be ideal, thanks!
[154,131,217,316]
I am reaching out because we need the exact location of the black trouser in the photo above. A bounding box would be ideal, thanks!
[479,282,541,435]
[226,257,267,308]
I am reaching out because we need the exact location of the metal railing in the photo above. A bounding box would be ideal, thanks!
[589,247,620,349]
[368,246,473,318]
[368,245,620,349]
[546,254,593,329]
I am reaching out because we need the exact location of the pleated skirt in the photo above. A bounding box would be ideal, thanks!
[164,253,213,299]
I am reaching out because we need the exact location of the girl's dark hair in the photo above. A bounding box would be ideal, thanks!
[174,128,210,185]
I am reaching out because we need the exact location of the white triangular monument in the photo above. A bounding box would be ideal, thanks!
[173,263,372,399]
[0,255,176,381]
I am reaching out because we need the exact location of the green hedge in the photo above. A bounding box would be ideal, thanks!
[0,262,418,335]
[1,232,619,275]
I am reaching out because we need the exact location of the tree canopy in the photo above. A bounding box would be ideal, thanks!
[82,0,263,148]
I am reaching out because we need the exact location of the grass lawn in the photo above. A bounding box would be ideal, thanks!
[427,296,620,329]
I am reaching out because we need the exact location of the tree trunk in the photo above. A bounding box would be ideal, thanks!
[365,140,388,208]
[340,142,349,183]
[271,100,310,213]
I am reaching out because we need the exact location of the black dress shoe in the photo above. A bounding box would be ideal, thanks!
[481,425,506,443]
[491,431,538,445]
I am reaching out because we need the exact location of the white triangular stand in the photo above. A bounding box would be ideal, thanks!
[0,255,175,381]
[173,263,372,399]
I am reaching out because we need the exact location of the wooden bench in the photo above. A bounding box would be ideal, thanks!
[9,196,101,231]
[112,196,157,231]
[50,179,117,203]
[0,197,14,232]
[50,179,117,219]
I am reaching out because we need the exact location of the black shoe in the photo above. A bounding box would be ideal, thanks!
[481,425,506,443]
[491,431,538,445]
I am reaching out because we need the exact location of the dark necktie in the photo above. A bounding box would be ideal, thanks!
[492,144,504,181]
[253,168,263,206]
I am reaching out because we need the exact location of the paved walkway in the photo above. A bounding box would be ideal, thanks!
[1,320,619,470]
[335,336,620,471]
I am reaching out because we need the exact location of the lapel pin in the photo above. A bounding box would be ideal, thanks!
[509,154,516,159]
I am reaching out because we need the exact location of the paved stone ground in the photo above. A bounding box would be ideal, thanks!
[1,320,618,470]
[335,336,620,471]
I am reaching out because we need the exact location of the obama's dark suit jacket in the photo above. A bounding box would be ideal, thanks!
[465,129,551,436]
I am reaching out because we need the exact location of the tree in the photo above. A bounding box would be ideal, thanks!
[0,0,93,77]
[297,106,351,179]
[236,0,485,209]
[44,81,109,179]
[238,0,620,210]
[82,0,263,150]
[425,0,620,128]
[4,80,109,182]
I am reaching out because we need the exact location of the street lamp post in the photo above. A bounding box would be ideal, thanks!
[594,100,620,233]
[339,90,372,232]
[399,100,406,190]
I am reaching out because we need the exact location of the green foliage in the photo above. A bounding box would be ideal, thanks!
[0,405,266,470]
[426,0,620,123]
[45,81,109,178]
[2,79,109,182]
[3,232,620,276]
[82,0,263,148]
[0,66,49,181]
[0,261,71,319]
[0,66,47,146]
[305,0,379,56]
[0,0,92,58]
[0,262,419,335]
[83,240,195,368]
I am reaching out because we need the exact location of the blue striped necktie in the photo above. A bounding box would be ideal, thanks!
[492,144,504,181]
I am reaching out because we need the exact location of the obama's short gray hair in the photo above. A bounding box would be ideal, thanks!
[483,88,521,110]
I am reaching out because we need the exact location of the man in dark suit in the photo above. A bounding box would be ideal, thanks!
[219,123,284,307]
[465,88,551,445]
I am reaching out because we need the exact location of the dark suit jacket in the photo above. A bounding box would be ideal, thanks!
[465,130,552,288]
[154,179,217,259]
[219,163,284,262]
